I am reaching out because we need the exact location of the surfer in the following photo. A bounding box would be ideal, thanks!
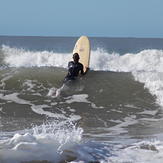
[49,53,89,97]
[64,53,89,82]
[50,53,88,97]
[49,36,90,98]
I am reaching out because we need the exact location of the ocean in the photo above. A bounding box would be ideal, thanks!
[0,36,163,163]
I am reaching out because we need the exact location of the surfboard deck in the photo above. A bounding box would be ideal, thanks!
[73,36,90,73]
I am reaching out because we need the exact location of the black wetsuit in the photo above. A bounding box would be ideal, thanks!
[64,61,84,82]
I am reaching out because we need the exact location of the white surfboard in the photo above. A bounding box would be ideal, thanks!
[73,36,91,73]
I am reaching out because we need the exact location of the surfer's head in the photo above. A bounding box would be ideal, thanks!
[73,53,80,62]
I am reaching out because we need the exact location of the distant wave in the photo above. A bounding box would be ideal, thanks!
[1,45,163,107]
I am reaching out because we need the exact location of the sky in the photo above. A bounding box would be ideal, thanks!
[0,0,163,38]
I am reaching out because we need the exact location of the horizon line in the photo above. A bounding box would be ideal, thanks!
[0,34,163,39]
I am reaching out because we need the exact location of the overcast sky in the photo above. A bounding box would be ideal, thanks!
[0,0,163,38]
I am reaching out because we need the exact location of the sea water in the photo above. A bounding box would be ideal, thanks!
[0,36,163,163]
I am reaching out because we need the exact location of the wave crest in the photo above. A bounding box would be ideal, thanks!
[2,45,163,73]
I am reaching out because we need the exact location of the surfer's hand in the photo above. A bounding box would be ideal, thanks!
[84,67,89,74]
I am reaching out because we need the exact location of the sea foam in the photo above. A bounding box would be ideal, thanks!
[0,121,83,163]
[108,140,163,163]
[2,45,71,68]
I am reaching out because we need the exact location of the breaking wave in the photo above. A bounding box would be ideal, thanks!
[1,45,163,107]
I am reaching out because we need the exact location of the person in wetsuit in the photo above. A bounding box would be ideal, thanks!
[53,53,88,97]
[64,53,88,82]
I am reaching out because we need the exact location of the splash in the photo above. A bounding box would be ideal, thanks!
[0,120,83,163]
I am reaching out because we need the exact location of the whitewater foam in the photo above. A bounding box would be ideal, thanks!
[0,121,83,163]
[2,45,71,68]
[2,45,163,72]
[0,92,81,120]
[108,140,163,163]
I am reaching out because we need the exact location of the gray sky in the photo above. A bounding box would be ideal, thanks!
[0,0,163,38]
